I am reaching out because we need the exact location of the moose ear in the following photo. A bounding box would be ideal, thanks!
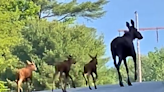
[26,60,31,64]
[31,61,35,64]
[95,53,97,58]
[69,55,72,57]
[88,54,93,58]
[67,55,72,58]
[131,19,135,27]
[126,22,130,28]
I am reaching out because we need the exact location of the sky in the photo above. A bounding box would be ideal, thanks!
[53,0,164,67]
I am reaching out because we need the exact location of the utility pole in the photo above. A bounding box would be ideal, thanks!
[135,11,142,82]
[118,11,164,83]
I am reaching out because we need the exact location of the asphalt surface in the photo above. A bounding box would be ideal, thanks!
[33,81,164,92]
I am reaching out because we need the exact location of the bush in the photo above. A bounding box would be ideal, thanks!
[0,81,9,92]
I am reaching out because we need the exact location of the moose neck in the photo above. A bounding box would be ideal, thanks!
[123,31,135,41]
[66,59,73,66]
[26,65,34,71]
[90,60,97,65]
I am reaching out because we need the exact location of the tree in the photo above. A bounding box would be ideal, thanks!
[31,0,109,20]
[0,0,40,91]
[0,0,25,73]
[141,47,164,81]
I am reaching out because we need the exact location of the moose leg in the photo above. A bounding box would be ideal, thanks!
[52,72,60,92]
[91,73,97,89]
[26,78,32,92]
[61,76,65,92]
[86,73,92,90]
[132,54,137,81]
[61,75,68,92]
[17,79,23,92]
[29,77,33,91]
[17,83,19,92]
[25,80,29,92]
[123,58,132,86]
[82,72,88,85]
[68,74,76,88]
[52,73,55,92]
[29,76,32,86]
[28,82,30,92]
[114,56,123,87]
[94,69,98,80]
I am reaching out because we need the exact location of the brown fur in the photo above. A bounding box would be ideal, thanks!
[16,60,37,92]
[52,55,76,92]
[82,54,98,90]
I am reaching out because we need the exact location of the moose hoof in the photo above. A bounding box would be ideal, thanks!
[128,82,132,86]
[128,83,132,86]
[120,82,124,87]
[86,82,88,85]
[73,85,76,88]
[89,87,92,90]
[95,86,97,89]
[62,89,67,92]
[135,74,137,81]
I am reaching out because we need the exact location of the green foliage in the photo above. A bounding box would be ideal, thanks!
[32,0,109,20]
[141,47,164,81]
[0,81,9,92]
[0,0,25,74]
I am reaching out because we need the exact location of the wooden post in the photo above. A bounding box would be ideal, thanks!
[156,29,158,43]
[135,11,142,82]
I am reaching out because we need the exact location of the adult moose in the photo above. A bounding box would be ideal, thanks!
[82,54,98,90]
[110,19,143,87]
[52,55,76,92]
[16,60,37,92]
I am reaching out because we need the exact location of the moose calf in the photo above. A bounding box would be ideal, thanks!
[52,55,76,92]
[16,60,37,92]
[82,54,98,90]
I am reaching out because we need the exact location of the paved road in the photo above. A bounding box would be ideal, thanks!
[33,81,164,92]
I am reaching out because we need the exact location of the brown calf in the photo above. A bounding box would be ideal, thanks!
[16,60,37,92]
[52,55,76,92]
[82,54,98,90]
